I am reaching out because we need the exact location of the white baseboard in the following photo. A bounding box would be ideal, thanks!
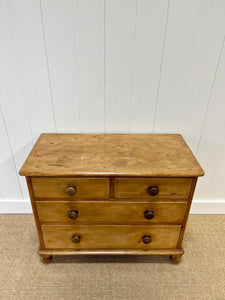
[0,199,225,214]
[0,200,32,213]
[190,200,225,214]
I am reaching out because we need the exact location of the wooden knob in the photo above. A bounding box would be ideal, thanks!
[142,234,151,244]
[144,209,154,220]
[68,209,78,219]
[66,185,76,195]
[72,234,81,243]
[148,185,159,196]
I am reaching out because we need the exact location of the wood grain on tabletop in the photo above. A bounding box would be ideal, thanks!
[19,133,204,177]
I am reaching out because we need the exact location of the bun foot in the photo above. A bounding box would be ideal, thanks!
[41,255,52,264]
[170,255,182,264]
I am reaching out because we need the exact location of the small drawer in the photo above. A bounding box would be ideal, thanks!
[36,201,187,224]
[42,224,181,250]
[114,178,192,199]
[31,177,110,199]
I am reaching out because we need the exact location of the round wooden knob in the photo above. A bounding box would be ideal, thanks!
[66,185,76,195]
[148,185,159,196]
[142,234,151,244]
[144,209,154,220]
[68,209,78,219]
[72,234,81,243]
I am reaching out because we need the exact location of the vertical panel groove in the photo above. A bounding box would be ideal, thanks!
[196,35,225,156]
[177,1,225,153]
[73,0,104,132]
[0,105,23,199]
[128,0,138,133]
[72,0,81,132]
[103,0,106,133]
[152,0,170,132]
[7,0,34,144]
[39,0,57,132]
[105,0,137,132]
[208,134,225,193]
[178,0,202,133]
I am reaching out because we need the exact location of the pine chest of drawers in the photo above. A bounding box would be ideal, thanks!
[19,133,204,263]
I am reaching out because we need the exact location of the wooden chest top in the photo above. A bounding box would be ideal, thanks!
[19,133,204,177]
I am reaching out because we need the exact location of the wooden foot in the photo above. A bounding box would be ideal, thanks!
[41,255,52,264]
[170,255,182,264]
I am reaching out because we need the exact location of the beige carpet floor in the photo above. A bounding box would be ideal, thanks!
[0,215,224,300]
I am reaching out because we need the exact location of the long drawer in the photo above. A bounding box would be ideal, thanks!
[42,224,181,250]
[114,177,192,199]
[31,177,110,199]
[36,201,187,224]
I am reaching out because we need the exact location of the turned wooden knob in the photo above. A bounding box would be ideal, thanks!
[144,209,154,220]
[66,185,76,195]
[72,234,81,243]
[68,209,78,219]
[142,234,152,244]
[148,185,159,196]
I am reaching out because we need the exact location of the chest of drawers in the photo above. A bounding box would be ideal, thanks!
[19,133,204,263]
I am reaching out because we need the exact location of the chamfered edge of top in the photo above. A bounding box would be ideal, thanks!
[19,133,205,177]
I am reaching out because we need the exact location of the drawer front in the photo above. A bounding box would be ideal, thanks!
[32,177,110,199]
[42,224,181,250]
[114,178,192,199]
[37,201,187,224]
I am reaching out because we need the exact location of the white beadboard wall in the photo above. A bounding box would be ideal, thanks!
[0,0,225,213]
